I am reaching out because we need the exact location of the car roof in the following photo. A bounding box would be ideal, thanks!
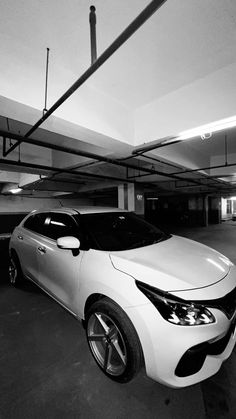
[29,206,127,216]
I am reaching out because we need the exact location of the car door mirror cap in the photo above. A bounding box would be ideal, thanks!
[57,236,80,250]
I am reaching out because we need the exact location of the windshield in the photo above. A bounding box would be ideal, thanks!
[77,212,170,251]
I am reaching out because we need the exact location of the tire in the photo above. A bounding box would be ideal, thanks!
[85,298,143,383]
[9,253,23,287]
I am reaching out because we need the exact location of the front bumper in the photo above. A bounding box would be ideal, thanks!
[175,314,236,377]
[126,303,236,388]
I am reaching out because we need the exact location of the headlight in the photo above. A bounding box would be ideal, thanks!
[136,281,215,326]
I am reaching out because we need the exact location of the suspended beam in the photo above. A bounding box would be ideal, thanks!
[4,0,167,157]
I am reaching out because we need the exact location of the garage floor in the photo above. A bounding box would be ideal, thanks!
[1,222,236,419]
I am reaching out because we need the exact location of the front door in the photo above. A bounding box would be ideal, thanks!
[37,212,83,314]
[19,212,48,282]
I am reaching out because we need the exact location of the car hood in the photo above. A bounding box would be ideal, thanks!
[110,235,233,291]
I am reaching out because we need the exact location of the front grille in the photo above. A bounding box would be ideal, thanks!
[194,286,236,319]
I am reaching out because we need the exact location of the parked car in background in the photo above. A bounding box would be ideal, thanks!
[9,207,236,387]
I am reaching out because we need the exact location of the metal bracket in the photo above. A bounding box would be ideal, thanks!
[3,136,14,157]
[89,6,97,64]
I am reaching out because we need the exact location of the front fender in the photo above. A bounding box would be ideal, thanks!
[77,249,148,319]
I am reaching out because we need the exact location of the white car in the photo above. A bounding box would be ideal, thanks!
[9,207,236,388]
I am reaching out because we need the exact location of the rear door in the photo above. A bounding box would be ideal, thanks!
[36,212,83,314]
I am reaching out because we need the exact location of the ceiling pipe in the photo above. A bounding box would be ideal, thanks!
[0,129,211,186]
[127,163,230,189]
[4,0,167,157]
[0,158,136,184]
[132,136,180,155]
[134,153,181,170]
[119,149,182,170]
[127,172,225,190]
[169,162,236,176]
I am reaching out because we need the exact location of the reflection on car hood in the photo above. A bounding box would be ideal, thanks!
[110,235,233,291]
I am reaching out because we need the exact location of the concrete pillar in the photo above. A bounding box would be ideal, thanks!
[211,197,221,224]
[134,184,145,215]
[118,184,125,210]
[118,184,144,215]
[203,195,209,227]
[127,183,135,211]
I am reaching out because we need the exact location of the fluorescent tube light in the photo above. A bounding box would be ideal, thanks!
[177,115,236,141]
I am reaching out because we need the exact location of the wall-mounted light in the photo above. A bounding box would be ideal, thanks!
[177,115,236,141]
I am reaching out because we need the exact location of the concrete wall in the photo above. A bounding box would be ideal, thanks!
[0,195,92,213]
[0,193,124,233]
[0,195,93,233]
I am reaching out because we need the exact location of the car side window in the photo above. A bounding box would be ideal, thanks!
[23,213,48,235]
[45,213,78,241]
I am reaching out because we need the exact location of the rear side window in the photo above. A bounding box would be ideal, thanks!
[23,213,48,235]
[45,213,78,240]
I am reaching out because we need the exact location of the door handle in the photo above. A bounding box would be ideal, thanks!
[17,235,23,240]
[38,246,46,254]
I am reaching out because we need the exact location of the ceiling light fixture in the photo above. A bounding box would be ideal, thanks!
[177,115,236,141]
[10,187,22,194]
[200,132,212,140]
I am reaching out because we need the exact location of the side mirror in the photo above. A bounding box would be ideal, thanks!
[57,236,80,250]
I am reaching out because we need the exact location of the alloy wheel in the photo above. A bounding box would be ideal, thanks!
[87,312,127,376]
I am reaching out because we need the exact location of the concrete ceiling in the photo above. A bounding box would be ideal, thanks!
[0,0,236,198]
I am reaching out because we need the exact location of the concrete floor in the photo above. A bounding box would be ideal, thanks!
[1,222,236,419]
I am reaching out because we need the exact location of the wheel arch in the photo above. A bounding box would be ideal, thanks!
[84,293,106,319]
[83,293,145,367]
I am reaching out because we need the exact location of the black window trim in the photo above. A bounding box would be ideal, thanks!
[23,211,80,243]
[45,212,78,242]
